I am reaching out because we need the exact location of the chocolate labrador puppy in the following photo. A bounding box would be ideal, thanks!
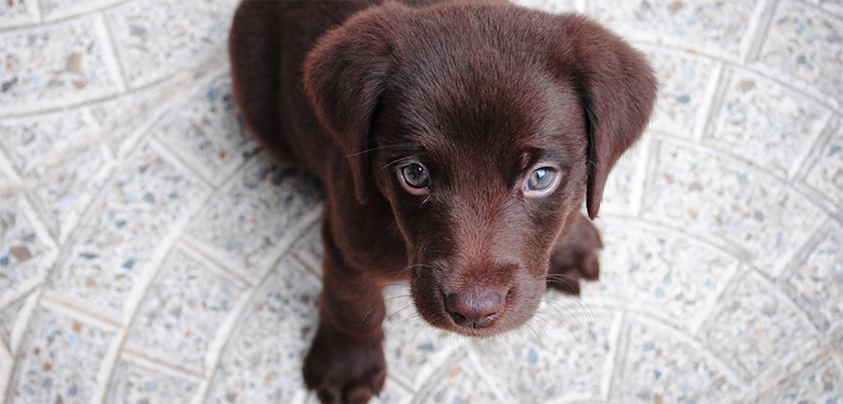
[229,0,655,402]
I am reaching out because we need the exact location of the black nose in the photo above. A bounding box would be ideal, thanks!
[445,290,504,328]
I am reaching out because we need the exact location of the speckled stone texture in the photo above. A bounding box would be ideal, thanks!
[0,0,841,403]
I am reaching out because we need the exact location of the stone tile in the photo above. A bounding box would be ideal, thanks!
[587,222,739,331]
[106,356,202,404]
[807,0,843,18]
[0,0,39,29]
[509,0,580,14]
[30,145,113,242]
[411,355,507,404]
[805,124,843,209]
[472,309,614,402]
[88,74,198,158]
[41,0,124,21]
[0,291,35,354]
[381,284,464,390]
[8,304,117,404]
[0,194,56,307]
[105,0,238,88]
[151,74,256,184]
[643,139,825,275]
[703,271,818,381]
[789,224,843,330]
[187,155,322,277]
[706,69,828,178]
[125,247,248,373]
[207,257,319,404]
[47,142,210,322]
[0,108,97,176]
[613,317,741,403]
[0,110,114,240]
[749,356,843,403]
[755,0,843,106]
[645,49,717,138]
[0,15,121,115]
[590,0,757,60]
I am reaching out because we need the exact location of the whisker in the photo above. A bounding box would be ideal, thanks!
[345,144,405,159]
[386,304,415,323]
[543,274,596,324]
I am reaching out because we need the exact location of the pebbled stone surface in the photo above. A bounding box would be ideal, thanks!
[0,0,841,403]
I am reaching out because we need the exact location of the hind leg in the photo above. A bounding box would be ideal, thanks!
[546,214,602,295]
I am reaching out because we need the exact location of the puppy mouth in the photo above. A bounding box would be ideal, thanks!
[410,273,541,337]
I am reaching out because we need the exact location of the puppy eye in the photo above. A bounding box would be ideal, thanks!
[524,167,559,195]
[398,162,431,193]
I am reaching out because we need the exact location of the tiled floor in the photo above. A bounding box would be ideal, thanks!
[1,0,842,403]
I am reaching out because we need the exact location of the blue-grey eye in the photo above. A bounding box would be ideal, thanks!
[527,167,557,191]
[401,163,430,189]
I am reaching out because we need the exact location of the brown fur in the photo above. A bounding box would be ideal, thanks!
[229,1,656,402]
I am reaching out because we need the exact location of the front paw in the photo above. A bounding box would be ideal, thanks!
[547,215,602,295]
[303,324,386,403]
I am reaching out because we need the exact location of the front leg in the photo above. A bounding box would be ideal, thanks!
[546,213,602,295]
[303,220,387,404]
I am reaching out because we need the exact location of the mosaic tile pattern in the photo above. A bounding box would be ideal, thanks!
[588,221,738,331]
[0,0,841,403]
[789,223,843,330]
[8,304,117,404]
[589,0,757,61]
[614,317,741,403]
[755,0,843,107]
[749,356,843,403]
[705,68,829,178]
[0,0,39,29]
[106,0,238,88]
[0,195,56,307]
[106,356,202,404]
[805,123,843,209]
[702,271,819,382]
[0,14,121,114]
[643,139,825,276]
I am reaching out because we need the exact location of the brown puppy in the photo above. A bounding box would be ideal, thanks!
[229,1,656,402]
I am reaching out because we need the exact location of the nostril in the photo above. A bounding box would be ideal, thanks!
[444,291,504,328]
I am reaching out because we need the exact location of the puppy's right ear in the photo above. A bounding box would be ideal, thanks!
[303,4,404,204]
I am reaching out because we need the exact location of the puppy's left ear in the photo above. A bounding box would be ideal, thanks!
[553,15,657,219]
[303,4,404,204]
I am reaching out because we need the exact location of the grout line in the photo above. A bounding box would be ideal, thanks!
[601,310,624,402]
[96,10,128,93]
[691,62,725,143]
[739,0,777,66]
[0,339,10,404]
[119,346,206,379]
[32,0,43,23]
[689,260,742,337]
[788,111,835,181]
[790,115,839,182]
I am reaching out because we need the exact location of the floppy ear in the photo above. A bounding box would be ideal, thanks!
[303,5,404,204]
[554,15,657,219]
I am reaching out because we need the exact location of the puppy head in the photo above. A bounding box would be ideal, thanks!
[304,3,656,336]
